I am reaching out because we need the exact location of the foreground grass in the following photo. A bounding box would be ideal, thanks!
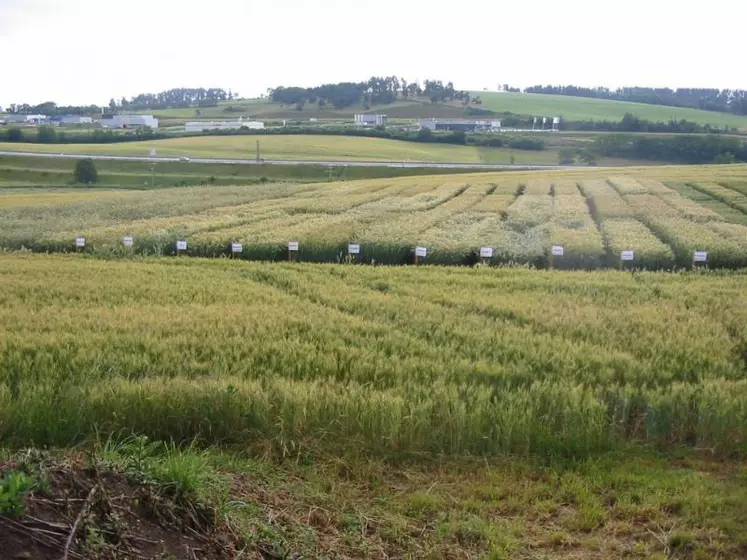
[3,443,746,558]
[0,255,745,458]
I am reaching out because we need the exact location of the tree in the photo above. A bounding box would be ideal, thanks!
[558,148,576,165]
[7,128,24,142]
[109,98,117,112]
[74,159,99,184]
[37,126,57,143]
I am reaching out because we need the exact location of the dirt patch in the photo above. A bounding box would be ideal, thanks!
[0,462,238,560]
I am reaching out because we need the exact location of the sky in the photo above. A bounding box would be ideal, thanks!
[1,0,746,107]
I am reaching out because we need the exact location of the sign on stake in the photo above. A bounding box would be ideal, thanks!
[549,245,564,269]
[693,251,707,263]
[231,242,243,255]
[620,250,634,269]
[75,237,86,249]
[479,247,493,259]
[348,243,360,255]
[288,241,299,262]
[414,246,427,264]
[123,236,134,247]
[176,240,188,252]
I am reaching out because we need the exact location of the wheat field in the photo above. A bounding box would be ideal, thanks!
[1,165,746,268]
[0,254,745,457]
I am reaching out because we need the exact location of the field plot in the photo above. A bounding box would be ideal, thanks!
[0,254,745,457]
[1,165,747,268]
[0,135,562,165]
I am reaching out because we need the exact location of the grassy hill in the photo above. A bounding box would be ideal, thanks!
[474,91,747,129]
[147,94,747,130]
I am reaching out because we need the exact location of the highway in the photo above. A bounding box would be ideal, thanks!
[0,150,580,170]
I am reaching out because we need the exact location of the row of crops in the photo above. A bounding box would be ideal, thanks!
[1,255,746,456]
[1,168,747,269]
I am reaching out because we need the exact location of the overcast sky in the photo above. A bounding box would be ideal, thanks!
[1,0,746,107]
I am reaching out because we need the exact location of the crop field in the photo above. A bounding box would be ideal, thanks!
[476,91,747,130]
[0,254,745,456]
[1,255,747,557]
[0,135,564,165]
[2,164,747,269]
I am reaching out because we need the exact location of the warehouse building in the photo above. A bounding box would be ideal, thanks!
[354,114,387,126]
[185,120,264,133]
[100,115,159,129]
[52,115,94,125]
[3,114,49,124]
[419,119,501,132]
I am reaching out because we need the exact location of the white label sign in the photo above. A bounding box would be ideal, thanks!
[621,250,635,261]
[415,247,427,258]
[479,247,494,258]
[693,251,707,262]
[551,245,564,257]
[75,237,86,248]
[123,236,134,247]
[288,241,299,251]
[176,240,188,251]
[348,244,360,255]
[231,243,243,253]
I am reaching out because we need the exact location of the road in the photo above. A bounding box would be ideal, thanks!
[0,150,582,170]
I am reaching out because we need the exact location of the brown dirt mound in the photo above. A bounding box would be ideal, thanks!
[0,462,239,560]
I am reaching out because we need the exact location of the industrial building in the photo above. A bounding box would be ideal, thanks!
[52,115,94,125]
[184,120,264,133]
[3,114,48,124]
[354,114,387,126]
[100,115,159,129]
[419,119,501,132]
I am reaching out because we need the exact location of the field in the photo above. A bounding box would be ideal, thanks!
[0,135,569,165]
[0,154,477,188]
[146,94,747,130]
[475,92,747,129]
[0,255,746,557]
[2,165,747,269]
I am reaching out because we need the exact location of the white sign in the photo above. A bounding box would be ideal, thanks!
[176,240,188,251]
[288,241,299,251]
[693,251,708,262]
[551,245,564,257]
[123,236,134,247]
[553,117,560,125]
[348,244,360,255]
[231,243,243,254]
[415,247,427,258]
[621,250,635,261]
[75,237,86,248]
[480,247,494,259]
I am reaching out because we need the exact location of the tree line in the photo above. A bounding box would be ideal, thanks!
[523,85,747,115]
[593,134,747,164]
[268,77,475,110]
[3,88,235,116]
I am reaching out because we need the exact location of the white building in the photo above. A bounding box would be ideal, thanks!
[4,114,48,124]
[56,115,93,125]
[418,119,500,132]
[100,115,159,129]
[354,114,387,126]
[184,120,264,133]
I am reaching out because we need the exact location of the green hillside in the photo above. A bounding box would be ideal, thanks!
[147,93,747,130]
[475,91,747,129]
